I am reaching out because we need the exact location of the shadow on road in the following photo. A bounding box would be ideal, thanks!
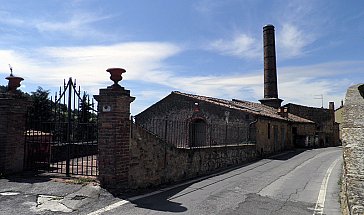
[1,171,52,184]
[266,148,309,161]
[103,148,314,213]
[130,184,189,213]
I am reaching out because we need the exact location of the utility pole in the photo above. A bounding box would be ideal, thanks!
[314,94,324,108]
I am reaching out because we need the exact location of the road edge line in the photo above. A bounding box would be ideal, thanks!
[313,157,340,215]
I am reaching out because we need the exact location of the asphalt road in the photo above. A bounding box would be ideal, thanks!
[87,146,343,215]
[0,147,342,215]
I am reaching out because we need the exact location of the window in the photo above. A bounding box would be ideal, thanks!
[189,119,207,147]
[268,123,271,139]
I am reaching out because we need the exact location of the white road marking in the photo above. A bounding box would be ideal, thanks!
[86,153,295,215]
[87,200,130,215]
[86,178,204,215]
[313,158,340,215]
[0,192,20,196]
[86,170,225,215]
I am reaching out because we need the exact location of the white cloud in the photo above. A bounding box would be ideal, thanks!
[34,12,113,38]
[277,23,314,58]
[209,34,261,59]
[0,42,181,95]
[1,42,362,113]
[0,8,115,40]
[193,0,224,14]
[0,11,25,26]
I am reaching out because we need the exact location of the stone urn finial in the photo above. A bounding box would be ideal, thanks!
[106,68,126,88]
[5,65,24,92]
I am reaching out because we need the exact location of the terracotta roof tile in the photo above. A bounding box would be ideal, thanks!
[173,91,314,123]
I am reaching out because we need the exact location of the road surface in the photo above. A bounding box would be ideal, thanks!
[87,147,343,215]
[0,147,342,215]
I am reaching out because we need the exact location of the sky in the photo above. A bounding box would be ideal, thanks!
[0,0,363,114]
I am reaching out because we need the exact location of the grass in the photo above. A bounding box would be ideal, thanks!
[71,177,97,185]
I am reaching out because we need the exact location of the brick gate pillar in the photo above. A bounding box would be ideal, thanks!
[0,75,28,175]
[94,68,135,189]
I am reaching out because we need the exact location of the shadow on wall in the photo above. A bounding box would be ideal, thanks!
[358,84,364,99]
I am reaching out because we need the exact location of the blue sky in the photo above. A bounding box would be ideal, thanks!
[0,0,363,114]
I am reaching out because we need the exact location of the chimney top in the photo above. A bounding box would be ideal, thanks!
[263,24,274,29]
[329,102,334,110]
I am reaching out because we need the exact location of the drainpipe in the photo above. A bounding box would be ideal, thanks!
[247,118,258,142]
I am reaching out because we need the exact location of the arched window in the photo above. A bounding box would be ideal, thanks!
[189,119,207,147]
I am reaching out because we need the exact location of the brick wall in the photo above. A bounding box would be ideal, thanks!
[94,86,135,189]
[0,93,29,174]
[129,124,257,189]
[341,84,364,214]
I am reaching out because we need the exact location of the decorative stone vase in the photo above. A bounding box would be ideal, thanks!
[106,68,126,88]
[6,75,24,92]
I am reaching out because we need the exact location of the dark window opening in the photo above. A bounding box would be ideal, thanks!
[189,119,207,147]
[292,127,297,135]
[267,123,271,139]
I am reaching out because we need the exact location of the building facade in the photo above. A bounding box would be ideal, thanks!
[136,24,339,155]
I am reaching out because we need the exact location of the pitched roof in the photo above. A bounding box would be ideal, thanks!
[172,91,314,123]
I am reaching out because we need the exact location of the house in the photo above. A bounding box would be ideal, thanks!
[284,102,340,147]
[135,24,339,155]
[135,91,316,156]
[335,100,344,142]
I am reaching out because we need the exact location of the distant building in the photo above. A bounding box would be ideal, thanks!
[136,91,317,156]
[136,24,339,154]
[284,103,340,147]
[335,100,345,142]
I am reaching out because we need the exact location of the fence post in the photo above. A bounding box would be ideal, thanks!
[94,68,135,190]
[163,116,168,168]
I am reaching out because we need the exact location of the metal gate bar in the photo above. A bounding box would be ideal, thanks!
[25,78,98,176]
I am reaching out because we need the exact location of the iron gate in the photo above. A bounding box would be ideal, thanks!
[25,78,98,176]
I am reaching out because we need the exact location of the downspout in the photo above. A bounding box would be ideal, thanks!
[247,118,258,142]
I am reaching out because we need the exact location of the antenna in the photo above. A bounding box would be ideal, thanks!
[314,94,324,108]
[8,64,13,76]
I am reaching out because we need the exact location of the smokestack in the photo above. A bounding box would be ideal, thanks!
[263,24,278,98]
[259,24,283,108]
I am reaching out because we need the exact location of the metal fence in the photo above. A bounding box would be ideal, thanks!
[133,117,254,148]
[25,78,98,176]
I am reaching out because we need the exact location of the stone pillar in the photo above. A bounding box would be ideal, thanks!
[94,68,135,189]
[0,93,29,174]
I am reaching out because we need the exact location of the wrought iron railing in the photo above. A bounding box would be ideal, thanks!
[132,117,255,149]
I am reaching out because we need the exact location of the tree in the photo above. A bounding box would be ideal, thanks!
[74,93,97,141]
[28,87,53,131]
[0,85,7,93]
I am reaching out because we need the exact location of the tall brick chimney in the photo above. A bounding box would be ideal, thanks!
[259,24,283,109]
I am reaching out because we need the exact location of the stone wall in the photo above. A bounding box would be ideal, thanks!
[255,118,292,155]
[135,92,254,147]
[284,103,339,146]
[129,124,257,189]
[341,84,364,214]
